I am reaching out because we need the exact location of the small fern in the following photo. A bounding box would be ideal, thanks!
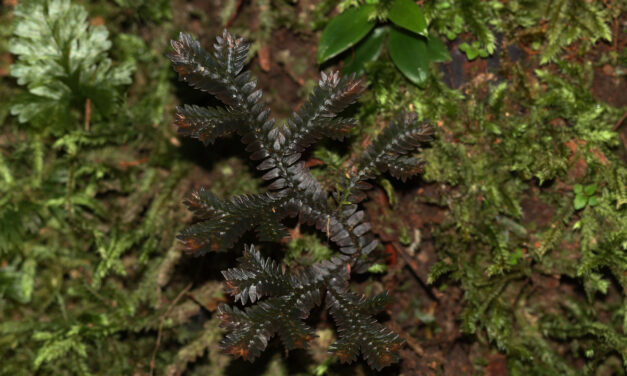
[168,30,432,370]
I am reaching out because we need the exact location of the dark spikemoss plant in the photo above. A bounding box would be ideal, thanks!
[167,30,432,370]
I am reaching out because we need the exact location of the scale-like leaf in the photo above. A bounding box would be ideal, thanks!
[175,104,246,144]
[222,246,291,304]
[168,32,235,105]
[179,190,284,254]
[326,280,404,370]
[285,71,364,154]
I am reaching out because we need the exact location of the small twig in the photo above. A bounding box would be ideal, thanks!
[225,0,244,28]
[117,156,149,168]
[84,98,91,132]
[282,63,306,86]
[512,277,530,307]
[612,110,627,131]
[620,133,627,156]
[150,283,193,376]
[393,241,439,301]
[387,320,424,356]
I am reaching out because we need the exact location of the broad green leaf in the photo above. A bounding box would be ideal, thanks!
[574,195,587,210]
[388,0,427,36]
[317,5,376,63]
[588,196,598,206]
[573,184,583,194]
[342,26,387,76]
[584,184,596,196]
[388,27,429,87]
[426,36,451,62]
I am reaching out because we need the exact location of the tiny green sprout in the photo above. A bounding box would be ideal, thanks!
[458,41,490,61]
[531,40,541,51]
[399,226,412,246]
[506,248,524,266]
[573,184,597,210]
[313,361,330,376]
[378,177,397,206]
[368,263,388,273]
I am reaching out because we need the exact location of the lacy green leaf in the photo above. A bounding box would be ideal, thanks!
[10,0,134,130]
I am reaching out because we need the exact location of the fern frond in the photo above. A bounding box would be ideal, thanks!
[222,245,291,304]
[179,189,286,253]
[169,30,433,369]
[326,279,403,371]
[284,71,364,153]
[359,112,432,178]
[384,155,425,181]
[344,112,432,199]
[218,296,321,359]
[212,30,250,78]
[217,303,277,361]
[168,31,248,105]
[174,104,246,144]
[218,293,321,359]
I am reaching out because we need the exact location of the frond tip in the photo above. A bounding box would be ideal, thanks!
[178,190,286,254]
[342,112,433,201]
[175,104,246,144]
[221,245,290,304]
[327,280,404,370]
[217,247,323,359]
[168,30,249,106]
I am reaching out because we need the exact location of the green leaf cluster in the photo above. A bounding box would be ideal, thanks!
[573,184,597,210]
[317,0,450,87]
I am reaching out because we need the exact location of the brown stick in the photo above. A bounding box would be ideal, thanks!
[149,283,193,375]
[612,110,627,131]
[225,0,244,28]
[393,241,439,302]
[117,156,149,168]
[84,98,91,132]
[387,320,424,356]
